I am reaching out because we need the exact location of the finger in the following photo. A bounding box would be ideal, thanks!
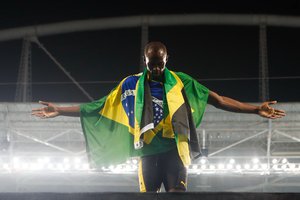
[275,110,286,115]
[32,113,45,118]
[271,115,282,119]
[32,108,44,112]
[267,110,280,118]
[31,111,44,115]
[274,110,286,116]
[275,109,286,114]
[31,111,44,116]
[267,101,277,105]
[38,101,50,106]
[271,111,285,118]
[275,112,286,117]
[32,112,50,119]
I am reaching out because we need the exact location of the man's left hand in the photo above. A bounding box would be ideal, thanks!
[258,101,286,119]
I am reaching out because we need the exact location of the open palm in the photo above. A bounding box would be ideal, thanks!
[258,101,286,119]
[31,101,59,118]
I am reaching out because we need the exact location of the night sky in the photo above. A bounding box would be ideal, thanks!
[0,1,300,103]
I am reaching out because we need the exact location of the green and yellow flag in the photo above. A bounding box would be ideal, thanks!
[80,68,209,167]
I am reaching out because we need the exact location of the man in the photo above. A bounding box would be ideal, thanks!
[32,41,285,192]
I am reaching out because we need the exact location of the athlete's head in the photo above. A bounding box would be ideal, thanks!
[144,41,168,78]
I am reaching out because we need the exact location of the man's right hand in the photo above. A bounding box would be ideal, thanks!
[31,101,60,119]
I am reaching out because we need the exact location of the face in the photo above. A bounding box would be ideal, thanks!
[144,50,167,78]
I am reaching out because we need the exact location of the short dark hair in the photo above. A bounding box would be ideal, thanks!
[144,41,167,55]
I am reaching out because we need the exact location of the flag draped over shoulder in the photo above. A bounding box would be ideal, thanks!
[80,68,209,168]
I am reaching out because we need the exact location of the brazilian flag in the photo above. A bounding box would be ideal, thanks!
[80,68,209,168]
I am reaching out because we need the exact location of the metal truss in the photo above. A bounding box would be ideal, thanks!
[0,103,299,192]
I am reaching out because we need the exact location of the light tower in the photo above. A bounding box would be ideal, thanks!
[15,36,33,102]
[259,24,269,102]
[139,17,149,72]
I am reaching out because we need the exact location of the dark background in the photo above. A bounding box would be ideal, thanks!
[0,1,300,103]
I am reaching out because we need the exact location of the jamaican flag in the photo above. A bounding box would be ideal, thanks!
[80,68,209,168]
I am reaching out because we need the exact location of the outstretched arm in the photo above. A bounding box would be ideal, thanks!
[207,91,286,119]
[31,101,80,118]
